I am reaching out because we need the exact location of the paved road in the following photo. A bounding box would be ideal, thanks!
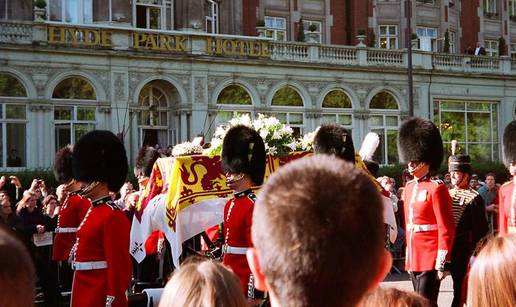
[381,273,453,307]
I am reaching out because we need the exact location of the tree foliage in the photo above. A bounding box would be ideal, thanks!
[217,85,252,105]
[52,77,96,100]
[370,91,398,109]
[322,90,352,108]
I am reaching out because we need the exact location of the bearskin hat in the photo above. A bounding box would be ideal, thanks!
[221,125,266,186]
[398,117,444,171]
[503,120,516,166]
[313,124,355,163]
[134,146,160,178]
[53,145,74,184]
[72,130,128,192]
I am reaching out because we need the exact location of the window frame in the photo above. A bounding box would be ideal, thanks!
[205,0,219,34]
[264,16,287,41]
[302,20,322,43]
[485,39,499,57]
[416,26,438,52]
[0,103,28,168]
[53,105,97,151]
[434,99,499,161]
[137,83,171,147]
[484,0,497,14]
[133,0,174,30]
[379,25,398,50]
[47,0,93,24]
[321,89,353,129]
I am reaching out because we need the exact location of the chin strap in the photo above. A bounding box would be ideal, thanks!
[80,181,100,197]
[105,295,115,307]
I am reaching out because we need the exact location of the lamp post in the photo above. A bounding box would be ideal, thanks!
[406,0,414,116]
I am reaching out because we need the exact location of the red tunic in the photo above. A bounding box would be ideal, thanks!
[53,193,91,261]
[222,189,255,293]
[498,180,516,235]
[403,176,456,272]
[71,199,132,307]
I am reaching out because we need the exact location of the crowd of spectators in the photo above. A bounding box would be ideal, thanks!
[0,150,514,307]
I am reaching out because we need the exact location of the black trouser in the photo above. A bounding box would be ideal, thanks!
[57,261,74,292]
[450,258,468,307]
[410,270,441,307]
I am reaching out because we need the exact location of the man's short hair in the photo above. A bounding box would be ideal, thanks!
[485,172,496,180]
[0,227,35,307]
[313,124,355,163]
[253,155,384,307]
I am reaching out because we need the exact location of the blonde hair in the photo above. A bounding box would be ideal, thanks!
[362,287,431,307]
[467,234,516,307]
[158,259,247,307]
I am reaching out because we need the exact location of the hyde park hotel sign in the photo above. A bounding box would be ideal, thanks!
[47,26,270,58]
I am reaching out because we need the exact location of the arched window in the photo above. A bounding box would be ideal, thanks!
[271,86,304,136]
[321,89,353,128]
[0,73,27,97]
[52,77,97,151]
[368,91,400,164]
[271,86,303,106]
[369,91,399,109]
[53,77,96,100]
[137,81,177,147]
[215,84,253,125]
[217,85,252,105]
[0,73,27,167]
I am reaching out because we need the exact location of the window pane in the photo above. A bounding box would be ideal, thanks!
[55,106,73,120]
[467,113,491,142]
[277,31,285,41]
[150,7,161,29]
[322,114,337,124]
[5,105,25,119]
[216,111,233,124]
[217,85,252,105]
[440,111,465,142]
[389,27,396,35]
[466,102,491,111]
[468,144,492,162]
[0,74,27,97]
[6,123,25,167]
[372,129,385,164]
[77,107,96,121]
[272,86,303,106]
[385,116,398,126]
[55,123,71,151]
[74,123,95,142]
[441,101,465,111]
[274,113,287,122]
[380,26,387,35]
[160,111,167,125]
[387,130,398,164]
[265,17,274,27]
[289,113,303,125]
[0,125,2,167]
[369,115,383,126]
[338,114,352,126]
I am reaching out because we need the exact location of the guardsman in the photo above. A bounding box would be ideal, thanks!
[70,131,132,307]
[52,145,91,291]
[499,120,516,235]
[447,141,488,307]
[398,117,455,306]
[221,125,266,299]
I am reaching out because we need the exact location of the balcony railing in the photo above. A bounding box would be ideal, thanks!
[2,20,516,75]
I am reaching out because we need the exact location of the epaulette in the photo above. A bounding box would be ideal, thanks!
[430,179,444,185]
[248,192,257,203]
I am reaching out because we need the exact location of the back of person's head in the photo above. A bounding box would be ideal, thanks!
[362,288,431,307]
[467,234,516,307]
[250,155,390,307]
[0,227,35,307]
[313,124,355,163]
[158,258,247,307]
